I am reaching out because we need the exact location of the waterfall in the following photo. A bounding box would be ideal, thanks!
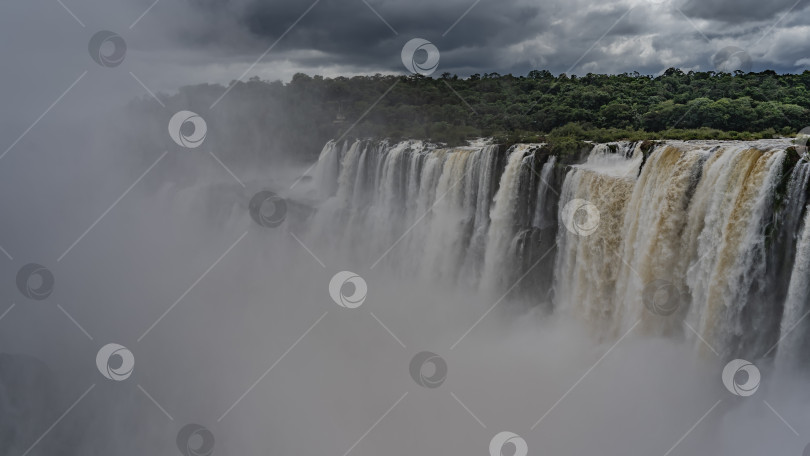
[767,161,810,304]
[775,160,810,369]
[419,147,479,283]
[682,146,785,358]
[532,155,557,229]
[480,145,533,292]
[777,206,810,368]
[459,142,501,283]
[313,140,342,199]
[312,139,501,280]
[612,145,706,337]
[552,143,641,335]
[310,138,810,360]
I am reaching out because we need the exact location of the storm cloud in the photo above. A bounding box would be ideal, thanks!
[143,0,810,84]
[1,0,808,108]
[2,2,810,456]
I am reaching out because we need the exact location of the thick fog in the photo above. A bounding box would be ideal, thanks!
[2,107,809,456]
[2,1,810,456]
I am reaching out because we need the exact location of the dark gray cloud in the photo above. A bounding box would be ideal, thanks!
[1,0,808,162]
[148,0,810,85]
[0,0,808,117]
[0,4,809,456]
[680,0,803,22]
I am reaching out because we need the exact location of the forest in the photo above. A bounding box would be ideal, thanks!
[130,69,810,159]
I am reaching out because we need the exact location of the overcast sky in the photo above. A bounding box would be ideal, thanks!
[1,0,809,124]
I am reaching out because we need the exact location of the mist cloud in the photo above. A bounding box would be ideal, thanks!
[1,2,810,455]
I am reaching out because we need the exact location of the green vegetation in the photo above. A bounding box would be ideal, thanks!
[131,69,810,157]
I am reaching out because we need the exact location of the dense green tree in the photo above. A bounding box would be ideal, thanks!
[129,70,810,157]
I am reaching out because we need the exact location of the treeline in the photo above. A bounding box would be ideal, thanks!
[130,69,810,158]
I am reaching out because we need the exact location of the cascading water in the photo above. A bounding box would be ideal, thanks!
[532,155,557,230]
[311,139,501,282]
[777,206,810,368]
[766,161,810,312]
[774,159,810,369]
[682,146,785,358]
[310,138,810,363]
[480,144,534,293]
[612,145,706,337]
[552,143,641,335]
